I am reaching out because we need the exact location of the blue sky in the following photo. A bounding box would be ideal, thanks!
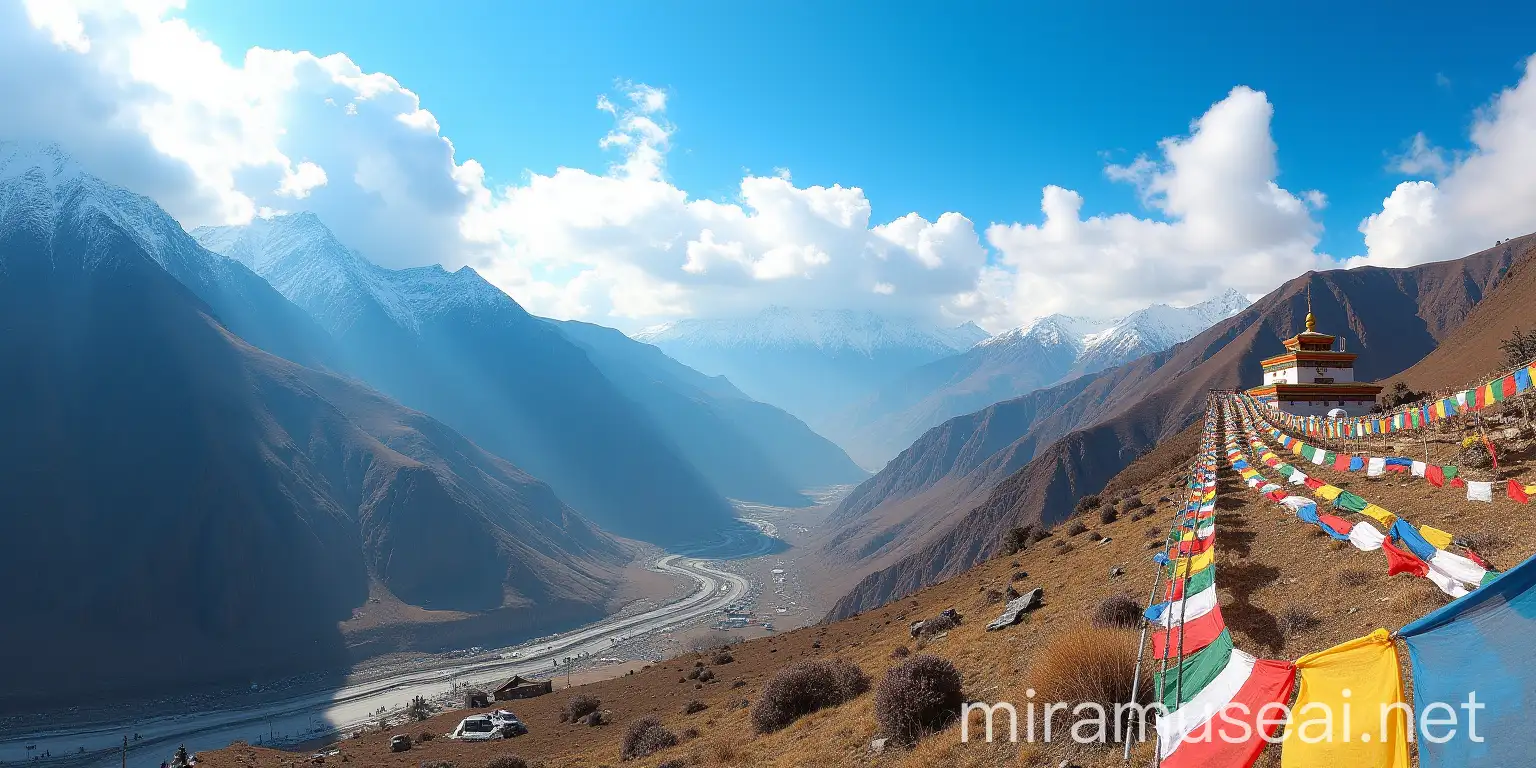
[10,1,1536,329]
[184,0,1536,260]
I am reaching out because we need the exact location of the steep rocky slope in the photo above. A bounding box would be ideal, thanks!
[551,319,866,505]
[635,307,988,455]
[195,213,738,544]
[835,290,1249,465]
[0,146,628,707]
[823,238,1528,617]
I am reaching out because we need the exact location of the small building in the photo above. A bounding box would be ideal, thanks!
[464,689,491,709]
[493,675,552,701]
[1245,307,1382,416]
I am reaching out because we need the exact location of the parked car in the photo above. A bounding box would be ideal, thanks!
[389,735,411,753]
[449,714,500,741]
[490,709,528,737]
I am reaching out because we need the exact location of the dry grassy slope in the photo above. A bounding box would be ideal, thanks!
[201,420,1536,768]
[822,240,1525,619]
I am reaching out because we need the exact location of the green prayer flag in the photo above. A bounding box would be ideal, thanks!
[1335,491,1369,514]
[1154,630,1235,711]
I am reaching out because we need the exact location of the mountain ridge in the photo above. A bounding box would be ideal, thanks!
[823,236,1531,618]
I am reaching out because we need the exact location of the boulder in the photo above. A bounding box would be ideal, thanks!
[985,588,1043,631]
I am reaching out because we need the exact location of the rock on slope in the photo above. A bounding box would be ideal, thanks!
[824,240,1525,618]
[832,290,1250,465]
[550,319,866,505]
[195,213,738,544]
[0,146,628,707]
[634,307,988,455]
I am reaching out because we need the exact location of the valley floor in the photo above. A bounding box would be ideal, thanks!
[191,425,1536,768]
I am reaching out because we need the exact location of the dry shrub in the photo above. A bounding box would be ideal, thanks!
[484,757,530,768]
[1087,531,1103,542]
[416,731,434,743]
[1144,526,1162,539]
[984,588,1005,604]
[621,716,678,761]
[750,659,870,733]
[655,760,687,768]
[890,645,911,660]
[1056,543,1075,555]
[711,651,734,665]
[561,695,601,723]
[1100,506,1119,525]
[579,711,608,727]
[420,762,455,768]
[683,699,707,714]
[1092,595,1143,630]
[1336,567,1374,587]
[874,654,964,746]
[680,727,700,740]
[1279,607,1322,636]
[1028,627,1151,746]
[686,667,702,680]
[1067,520,1089,536]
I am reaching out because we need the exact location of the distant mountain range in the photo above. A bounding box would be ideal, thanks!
[194,214,862,514]
[824,236,1534,619]
[635,308,989,463]
[828,290,1251,465]
[0,143,628,706]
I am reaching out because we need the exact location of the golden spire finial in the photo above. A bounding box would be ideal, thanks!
[1305,286,1315,333]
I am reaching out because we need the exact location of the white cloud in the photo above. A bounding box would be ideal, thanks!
[2,0,488,270]
[5,0,1346,333]
[1354,54,1536,268]
[1388,132,1449,178]
[986,86,1327,323]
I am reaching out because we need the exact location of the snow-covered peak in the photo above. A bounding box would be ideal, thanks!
[979,313,1109,351]
[634,307,984,356]
[0,141,85,187]
[194,213,519,334]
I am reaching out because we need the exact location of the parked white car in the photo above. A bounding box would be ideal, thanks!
[448,714,499,741]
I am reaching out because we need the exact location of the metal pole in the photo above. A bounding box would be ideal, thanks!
[1124,549,1166,761]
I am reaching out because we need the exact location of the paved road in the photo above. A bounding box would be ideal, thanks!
[0,553,752,768]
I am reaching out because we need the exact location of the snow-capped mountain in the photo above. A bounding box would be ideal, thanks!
[831,290,1251,466]
[635,307,990,455]
[636,307,989,356]
[977,289,1252,377]
[0,141,337,368]
[196,213,863,516]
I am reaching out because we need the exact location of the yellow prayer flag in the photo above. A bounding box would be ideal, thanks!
[1282,629,1409,768]
[1419,525,1453,551]
[1314,485,1343,501]
[1434,400,1447,419]
[1359,503,1397,529]
[1168,546,1214,578]
[1291,442,1305,455]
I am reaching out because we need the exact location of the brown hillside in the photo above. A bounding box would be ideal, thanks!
[201,409,1536,768]
[1389,237,1536,393]
[823,237,1529,619]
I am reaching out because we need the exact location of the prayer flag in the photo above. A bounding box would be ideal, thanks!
[1281,629,1409,768]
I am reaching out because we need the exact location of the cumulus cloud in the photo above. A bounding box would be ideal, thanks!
[472,86,991,324]
[1388,132,1449,178]
[3,0,487,269]
[5,0,1347,332]
[985,86,1327,323]
[1353,55,1536,269]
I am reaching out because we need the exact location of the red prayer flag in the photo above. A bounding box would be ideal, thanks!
[1504,375,1518,399]
[1426,464,1445,487]
[1451,477,1466,488]
[1304,477,1326,489]
[1333,453,1351,471]
[1317,513,1354,535]
[1509,480,1529,504]
[1151,606,1226,660]
[1383,538,1429,578]
[1475,386,1488,409]
[1266,490,1287,502]
[1465,549,1491,569]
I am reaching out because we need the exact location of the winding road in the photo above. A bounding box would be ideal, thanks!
[0,554,751,768]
